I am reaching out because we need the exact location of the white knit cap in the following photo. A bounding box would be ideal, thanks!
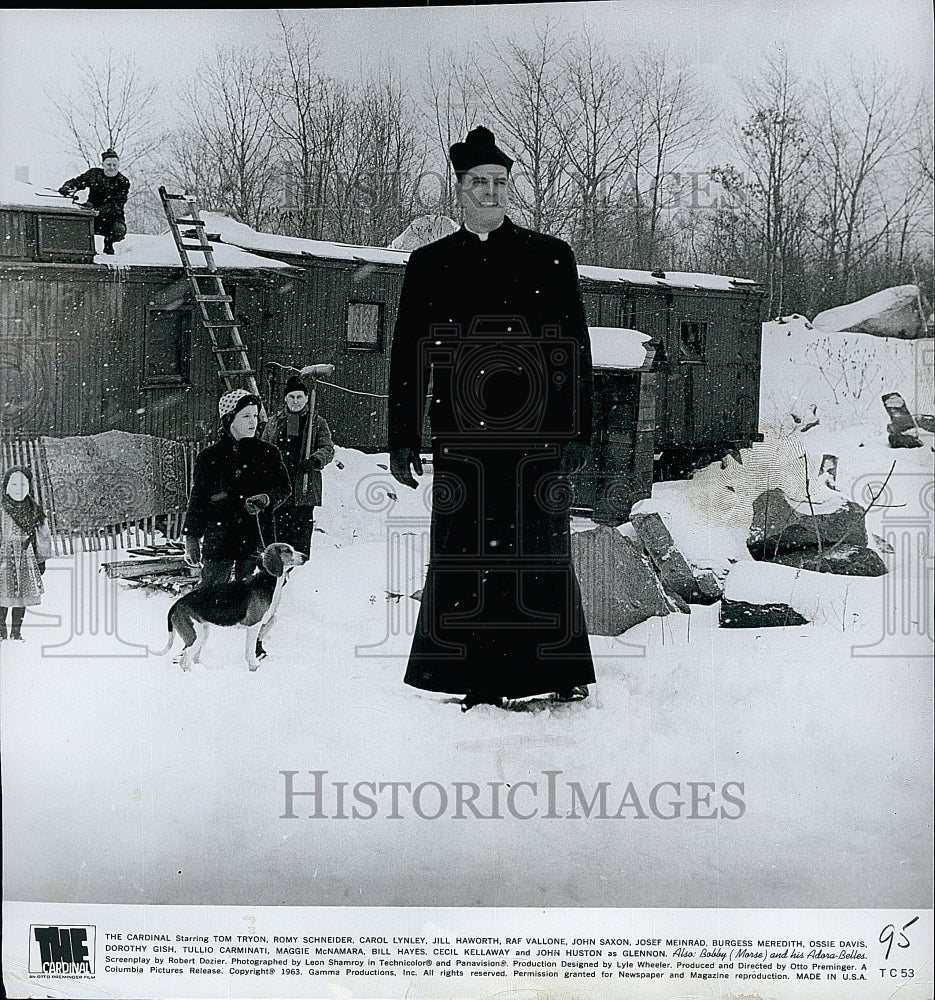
[218,388,259,420]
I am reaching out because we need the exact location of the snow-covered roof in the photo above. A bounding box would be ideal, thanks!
[578,262,759,291]
[0,178,85,211]
[589,327,651,369]
[201,213,761,290]
[201,212,413,266]
[99,232,291,270]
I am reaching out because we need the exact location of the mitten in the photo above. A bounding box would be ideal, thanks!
[245,493,270,515]
[184,535,202,568]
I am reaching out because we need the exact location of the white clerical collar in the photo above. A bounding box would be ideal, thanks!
[464,222,503,242]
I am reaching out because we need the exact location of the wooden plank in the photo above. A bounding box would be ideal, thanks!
[102,555,186,579]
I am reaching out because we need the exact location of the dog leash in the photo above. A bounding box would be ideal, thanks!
[254,511,268,550]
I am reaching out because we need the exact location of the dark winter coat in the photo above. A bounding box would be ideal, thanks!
[387,217,595,698]
[183,432,291,561]
[261,407,334,508]
[59,168,130,227]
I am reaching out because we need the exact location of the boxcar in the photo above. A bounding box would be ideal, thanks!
[1,201,764,521]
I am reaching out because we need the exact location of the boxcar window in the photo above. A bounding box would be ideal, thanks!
[144,309,192,384]
[679,320,707,363]
[346,301,383,352]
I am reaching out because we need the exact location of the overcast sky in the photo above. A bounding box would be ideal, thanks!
[1,2,932,186]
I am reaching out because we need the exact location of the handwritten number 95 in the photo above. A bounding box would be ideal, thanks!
[879,916,918,961]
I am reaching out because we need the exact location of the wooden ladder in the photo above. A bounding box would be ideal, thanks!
[158,186,265,415]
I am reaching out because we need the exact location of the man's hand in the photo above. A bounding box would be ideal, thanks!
[560,441,591,474]
[390,448,423,489]
[183,535,202,568]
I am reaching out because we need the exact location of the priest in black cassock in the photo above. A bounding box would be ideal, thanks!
[388,126,595,711]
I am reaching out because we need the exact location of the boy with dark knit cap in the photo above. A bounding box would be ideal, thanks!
[184,389,291,585]
[261,375,334,556]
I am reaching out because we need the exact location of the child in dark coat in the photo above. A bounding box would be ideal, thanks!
[183,390,292,586]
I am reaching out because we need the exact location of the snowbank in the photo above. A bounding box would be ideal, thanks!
[760,316,935,433]
[589,326,650,369]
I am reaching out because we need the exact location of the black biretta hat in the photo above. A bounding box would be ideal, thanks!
[449,127,513,178]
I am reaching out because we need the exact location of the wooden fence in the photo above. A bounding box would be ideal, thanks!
[1,438,199,555]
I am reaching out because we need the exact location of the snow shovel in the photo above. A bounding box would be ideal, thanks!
[298,363,334,495]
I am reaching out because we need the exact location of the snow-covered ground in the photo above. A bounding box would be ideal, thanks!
[1,320,932,911]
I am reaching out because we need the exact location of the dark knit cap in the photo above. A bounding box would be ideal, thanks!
[284,376,309,396]
[101,149,119,161]
[449,126,513,178]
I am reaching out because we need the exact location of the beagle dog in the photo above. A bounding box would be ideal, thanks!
[154,542,307,671]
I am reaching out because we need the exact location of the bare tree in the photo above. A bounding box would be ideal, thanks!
[346,71,430,245]
[171,47,278,229]
[627,44,712,266]
[47,49,163,163]
[262,15,352,239]
[482,21,574,234]
[46,49,165,231]
[549,30,636,264]
[419,49,484,215]
[812,60,920,304]
[736,53,813,315]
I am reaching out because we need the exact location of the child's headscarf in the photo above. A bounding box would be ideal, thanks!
[1,466,46,535]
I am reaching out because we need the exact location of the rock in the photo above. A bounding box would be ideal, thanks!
[571,525,687,636]
[770,545,887,577]
[882,392,924,448]
[748,487,869,560]
[720,560,811,627]
[631,511,721,605]
[813,284,926,339]
[692,566,727,602]
[721,559,883,630]
[790,401,819,432]
[719,598,810,628]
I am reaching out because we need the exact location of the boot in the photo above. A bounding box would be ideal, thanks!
[103,237,114,255]
[0,623,7,641]
[555,685,589,702]
[460,690,506,712]
[10,609,25,640]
